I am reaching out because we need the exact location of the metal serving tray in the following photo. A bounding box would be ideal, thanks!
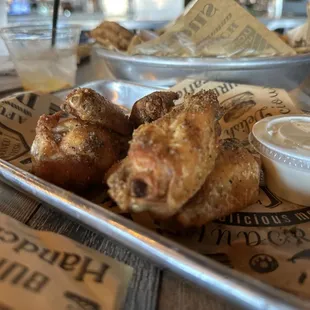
[54,79,164,107]
[0,80,309,310]
[95,48,310,89]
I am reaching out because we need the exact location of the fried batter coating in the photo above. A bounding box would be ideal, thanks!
[62,88,132,136]
[129,91,178,128]
[107,90,221,219]
[90,21,134,51]
[177,139,260,227]
[31,112,128,192]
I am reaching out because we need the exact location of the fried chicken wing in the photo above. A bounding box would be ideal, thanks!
[31,112,128,192]
[90,21,134,51]
[62,88,132,136]
[177,139,260,227]
[129,91,178,128]
[107,90,221,218]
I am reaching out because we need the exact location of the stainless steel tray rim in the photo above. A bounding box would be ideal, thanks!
[95,47,310,69]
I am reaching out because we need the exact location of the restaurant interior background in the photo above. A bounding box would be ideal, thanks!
[1,0,309,91]
[4,0,309,27]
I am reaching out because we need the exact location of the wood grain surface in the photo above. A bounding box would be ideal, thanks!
[159,271,237,310]
[0,181,41,222]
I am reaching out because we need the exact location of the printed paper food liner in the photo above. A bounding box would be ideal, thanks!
[0,212,133,310]
[128,0,296,57]
[0,81,310,300]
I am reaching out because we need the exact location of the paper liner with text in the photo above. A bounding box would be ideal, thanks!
[0,212,133,310]
[0,81,309,299]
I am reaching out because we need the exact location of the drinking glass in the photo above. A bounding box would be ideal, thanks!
[0,24,81,93]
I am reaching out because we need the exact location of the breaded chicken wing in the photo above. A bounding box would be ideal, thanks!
[62,88,132,136]
[129,91,178,128]
[107,90,221,219]
[177,139,260,227]
[90,21,134,51]
[31,112,128,192]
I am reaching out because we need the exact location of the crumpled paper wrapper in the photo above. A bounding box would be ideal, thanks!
[0,212,133,310]
[0,81,309,300]
[129,0,296,57]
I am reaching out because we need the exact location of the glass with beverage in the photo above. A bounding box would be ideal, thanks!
[0,24,81,93]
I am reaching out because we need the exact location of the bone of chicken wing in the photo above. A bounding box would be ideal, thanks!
[31,112,128,192]
[177,139,260,227]
[129,91,178,128]
[90,21,134,51]
[107,90,221,219]
[62,88,132,136]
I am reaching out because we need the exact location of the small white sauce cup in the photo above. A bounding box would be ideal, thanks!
[249,115,310,206]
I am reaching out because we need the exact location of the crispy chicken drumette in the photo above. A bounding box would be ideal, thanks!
[31,112,129,192]
[62,88,133,136]
[31,86,132,192]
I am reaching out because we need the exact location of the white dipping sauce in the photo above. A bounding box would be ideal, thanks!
[250,115,310,206]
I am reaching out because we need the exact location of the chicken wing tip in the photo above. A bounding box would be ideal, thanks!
[37,111,63,130]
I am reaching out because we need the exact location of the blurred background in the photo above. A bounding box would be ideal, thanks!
[1,0,308,93]
[1,0,307,60]
[3,0,308,28]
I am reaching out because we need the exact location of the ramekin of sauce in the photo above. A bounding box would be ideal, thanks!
[249,115,310,206]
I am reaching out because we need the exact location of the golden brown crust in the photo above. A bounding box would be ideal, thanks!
[90,21,134,51]
[176,138,260,227]
[31,113,128,192]
[108,90,221,218]
[62,88,133,136]
[129,91,178,128]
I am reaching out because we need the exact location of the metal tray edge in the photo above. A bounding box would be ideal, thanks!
[95,47,310,68]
